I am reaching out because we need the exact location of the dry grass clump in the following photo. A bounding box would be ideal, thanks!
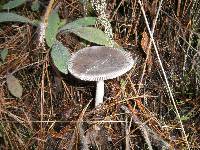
[0,0,199,149]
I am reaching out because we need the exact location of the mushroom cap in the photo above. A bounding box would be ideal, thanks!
[68,46,135,81]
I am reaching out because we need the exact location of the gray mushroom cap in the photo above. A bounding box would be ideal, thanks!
[68,46,135,81]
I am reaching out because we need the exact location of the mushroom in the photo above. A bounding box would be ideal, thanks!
[68,46,135,106]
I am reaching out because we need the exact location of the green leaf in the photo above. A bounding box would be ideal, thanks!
[0,48,8,62]
[45,10,60,47]
[2,0,26,10]
[59,17,96,32]
[69,27,111,46]
[58,19,67,28]
[6,74,23,98]
[51,41,71,74]
[31,0,40,12]
[0,12,35,25]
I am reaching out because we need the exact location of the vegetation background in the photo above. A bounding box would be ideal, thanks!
[0,0,199,149]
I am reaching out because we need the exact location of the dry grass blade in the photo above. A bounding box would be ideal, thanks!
[77,99,92,150]
[137,0,164,94]
[138,0,190,149]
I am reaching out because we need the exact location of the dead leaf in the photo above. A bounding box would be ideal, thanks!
[141,31,149,53]
[6,74,23,98]
[141,31,153,73]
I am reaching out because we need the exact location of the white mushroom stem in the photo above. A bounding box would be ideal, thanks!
[95,80,104,106]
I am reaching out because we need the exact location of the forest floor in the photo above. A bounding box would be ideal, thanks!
[0,0,200,149]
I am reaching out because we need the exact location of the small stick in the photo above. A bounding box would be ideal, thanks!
[121,105,153,150]
[121,105,171,149]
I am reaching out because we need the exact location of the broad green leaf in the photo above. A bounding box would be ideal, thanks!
[0,12,35,25]
[45,10,60,47]
[70,27,111,46]
[6,74,23,98]
[51,41,71,74]
[0,48,8,62]
[59,17,96,32]
[2,0,26,10]
[31,0,40,12]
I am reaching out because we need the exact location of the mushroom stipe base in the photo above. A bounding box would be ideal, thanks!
[95,80,104,106]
